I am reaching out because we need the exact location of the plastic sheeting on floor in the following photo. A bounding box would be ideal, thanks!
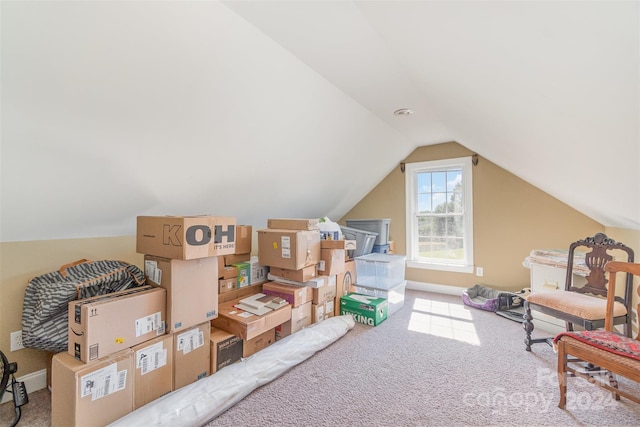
[108,315,356,427]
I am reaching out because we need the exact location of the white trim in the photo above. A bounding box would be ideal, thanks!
[405,280,465,296]
[0,368,47,405]
[404,157,474,271]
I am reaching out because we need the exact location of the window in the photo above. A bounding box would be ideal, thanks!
[405,157,474,273]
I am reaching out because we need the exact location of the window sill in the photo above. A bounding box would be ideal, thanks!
[406,260,474,274]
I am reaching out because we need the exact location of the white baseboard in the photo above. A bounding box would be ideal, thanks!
[0,368,47,405]
[405,280,465,296]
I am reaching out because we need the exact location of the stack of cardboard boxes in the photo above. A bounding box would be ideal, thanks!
[51,215,235,427]
[49,215,364,427]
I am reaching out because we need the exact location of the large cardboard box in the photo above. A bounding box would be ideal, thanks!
[211,296,292,340]
[262,281,313,307]
[318,248,346,276]
[267,218,319,230]
[340,293,388,326]
[275,302,312,340]
[235,225,252,255]
[210,327,243,374]
[243,328,275,357]
[51,349,134,427]
[144,255,218,333]
[136,216,236,259]
[257,229,320,270]
[173,322,210,390]
[131,334,173,410]
[68,286,166,362]
[269,265,317,283]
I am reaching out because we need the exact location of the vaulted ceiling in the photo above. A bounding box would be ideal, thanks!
[1,1,638,242]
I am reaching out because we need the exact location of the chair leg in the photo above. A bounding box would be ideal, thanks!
[557,342,567,409]
[607,372,620,401]
[523,301,534,351]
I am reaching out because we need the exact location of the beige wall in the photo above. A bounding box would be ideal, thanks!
[340,142,638,291]
[0,236,142,378]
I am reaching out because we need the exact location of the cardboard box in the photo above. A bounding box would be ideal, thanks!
[269,265,317,283]
[210,327,243,374]
[232,262,250,288]
[320,239,357,251]
[267,218,319,230]
[340,293,388,326]
[136,215,236,260]
[144,255,218,333]
[243,328,275,357]
[131,334,173,410]
[211,296,292,340]
[248,256,269,286]
[173,322,210,390]
[275,302,312,340]
[68,286,166,362]
[234,225,252,255]
[221,266,238,280]
[51,349,134,427]
[219,278,236,294]
[312,279,337,304]
[262,281,313,307]
[257,229,320,270]
[337,260,356,297]
[318,248,345,276]
[311,303,325,324]
[224,253,251,266]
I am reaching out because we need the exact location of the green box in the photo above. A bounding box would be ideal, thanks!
[340,293,388,326]
[232,262,250,288]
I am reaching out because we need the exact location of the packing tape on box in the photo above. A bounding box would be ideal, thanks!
[107,315,355,427]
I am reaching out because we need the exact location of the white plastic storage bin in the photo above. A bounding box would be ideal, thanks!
[340,226,377,257]
[345,219,390,246]
[354,253,406,289]
[353,281,406,317]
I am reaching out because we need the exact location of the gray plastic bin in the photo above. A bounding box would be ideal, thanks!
[345,219,390,246]
[340,225,377,257]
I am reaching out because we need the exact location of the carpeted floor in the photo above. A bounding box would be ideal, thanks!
[3,289,640,426]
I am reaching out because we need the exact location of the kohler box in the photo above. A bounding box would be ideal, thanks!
[136,215,236,260]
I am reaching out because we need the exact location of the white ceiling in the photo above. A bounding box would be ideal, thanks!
[1,1,638,242]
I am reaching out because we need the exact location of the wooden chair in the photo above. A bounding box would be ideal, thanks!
[555,261,640,407]
[523,233,634,351]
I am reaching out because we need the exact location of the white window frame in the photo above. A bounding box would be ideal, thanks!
[404,157,474,273]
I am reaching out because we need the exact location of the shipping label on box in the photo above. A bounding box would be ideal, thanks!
[132,334,173,409]
[340,293,388,326]
[258,229,320,270]
[210,327,243,374]
[173,322,210,390]
[144,255,218,333]
[137,215,236,260]
[249,256,269,285]
[68,286,166,362]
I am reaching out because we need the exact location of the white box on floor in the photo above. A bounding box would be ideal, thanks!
[352,280,406,317]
